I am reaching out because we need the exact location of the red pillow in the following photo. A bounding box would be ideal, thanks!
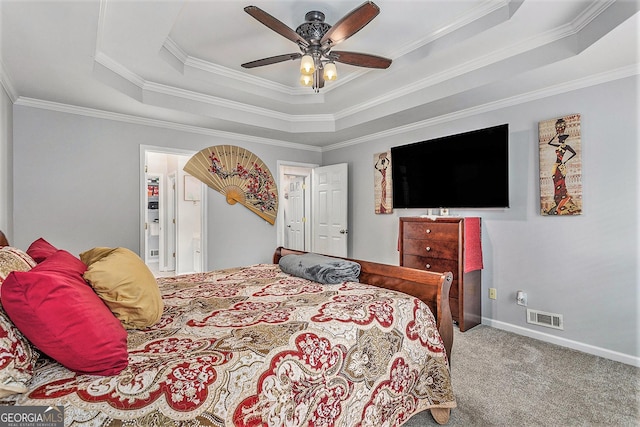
[1,250,128,376]
[26,238,58,263]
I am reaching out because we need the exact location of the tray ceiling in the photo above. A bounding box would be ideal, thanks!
[1,0,638,148]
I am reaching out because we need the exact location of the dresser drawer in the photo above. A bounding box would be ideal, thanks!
[402,221,459,242]
[402,255,458,276]
[399,217,481,332]
[402,238,459,259]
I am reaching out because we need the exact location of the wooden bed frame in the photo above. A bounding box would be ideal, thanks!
[274,247,455,425]
[273,247,454,363]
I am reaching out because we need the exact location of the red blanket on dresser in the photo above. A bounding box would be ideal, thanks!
[463,217,483,273]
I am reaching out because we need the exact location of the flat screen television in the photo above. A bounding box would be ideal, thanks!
[391,124,509,209]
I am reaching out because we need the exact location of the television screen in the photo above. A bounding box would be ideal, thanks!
[391,124,509,209]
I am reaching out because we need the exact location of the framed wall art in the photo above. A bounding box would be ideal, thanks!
[373,151,393,214]
[538,114,582,215]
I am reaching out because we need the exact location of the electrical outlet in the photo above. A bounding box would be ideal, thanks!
[489,288,497,300]
[516,291,528,306]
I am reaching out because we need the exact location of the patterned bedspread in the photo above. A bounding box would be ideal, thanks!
[8,263,456,426]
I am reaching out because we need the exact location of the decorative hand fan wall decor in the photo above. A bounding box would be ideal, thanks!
[184,145,278,225]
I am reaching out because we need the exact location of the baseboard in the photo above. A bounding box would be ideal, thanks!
[481,318,640,368]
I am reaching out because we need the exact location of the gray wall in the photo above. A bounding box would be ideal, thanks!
[9,76,638,365]
[12,107,322,268]
[322,76,638,364]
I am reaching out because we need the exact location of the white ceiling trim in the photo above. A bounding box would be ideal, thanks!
[95,51,146,89]
[13,97,323,153]
[0,60,17,103]
[395,0,513,58]
[335,23,577,121]
[161,37,296,95]
[96,21,578,135]
[12,64,635,154]
[334,1,619,123]
[324,64,638,151]
[89,0,622,136]
[162,36,371,98]
[94,51,337,132]
[573,0,616,32]
[9,64,635,154]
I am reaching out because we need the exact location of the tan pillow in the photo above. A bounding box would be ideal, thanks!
[80,247,164,329]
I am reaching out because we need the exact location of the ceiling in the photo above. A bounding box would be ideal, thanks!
[1,0,638,149]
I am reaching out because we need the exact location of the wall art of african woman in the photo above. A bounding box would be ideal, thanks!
[538,114,582,216]
[373,151,393,214]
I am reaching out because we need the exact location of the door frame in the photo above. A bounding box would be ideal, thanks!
[277,161,318,251]
[140,145,208,272]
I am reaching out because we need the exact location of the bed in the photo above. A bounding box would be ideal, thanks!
[0,235,456,426]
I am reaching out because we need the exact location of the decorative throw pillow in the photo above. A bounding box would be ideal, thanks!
[0,247,39,397]
[0,247,36,281]
[80,247,164,329]
[1,250,129,376]
[26,237,58,263]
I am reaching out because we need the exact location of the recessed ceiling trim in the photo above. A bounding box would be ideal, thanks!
[0,60,18,102]
[396,0,512,58]
[95,51,146,89]
[334,23,578,122]
[13,97,323,153]
[94,50,337,131]
[162,36,365,98]
[162,37,294,95]
[572,0,616,32]
[325,64,638,152]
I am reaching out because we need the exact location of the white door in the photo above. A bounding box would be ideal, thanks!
[312,163,348,257]
[286,176,305,251]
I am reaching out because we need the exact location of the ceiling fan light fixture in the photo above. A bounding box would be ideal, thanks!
[323,62,337,81]
[243,2,392,93]
[300,54,315,75]
[300,73,313,87]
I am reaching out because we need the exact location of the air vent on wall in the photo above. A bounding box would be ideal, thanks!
[527,309,563,330]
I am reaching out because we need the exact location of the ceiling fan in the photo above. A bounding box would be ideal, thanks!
[241,1,392,92]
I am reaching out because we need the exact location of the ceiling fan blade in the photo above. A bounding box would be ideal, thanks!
[244,6,308,48]
[320,1,380,46]
[330,51,392,69]
[242,53,302,68]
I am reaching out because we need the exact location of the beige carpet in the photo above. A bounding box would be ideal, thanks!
[406,325,639,426]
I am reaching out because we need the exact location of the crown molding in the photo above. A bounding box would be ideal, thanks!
[572,0,616,32]
[395,0,512,59]
[0,60,17,103]
[12,64,636,154]
[12,97,322,153]
[334,1,618,123]
[324,64,639,151]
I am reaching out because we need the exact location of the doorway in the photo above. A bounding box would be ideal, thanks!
[141,146,207,276]
[277,161,348,257]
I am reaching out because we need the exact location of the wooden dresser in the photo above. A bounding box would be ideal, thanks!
[399,217,481,331]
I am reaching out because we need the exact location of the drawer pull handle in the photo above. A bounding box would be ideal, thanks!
[425,264,431,269]
[425,246,431,252]
[425,229,431,234]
